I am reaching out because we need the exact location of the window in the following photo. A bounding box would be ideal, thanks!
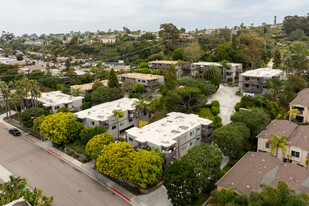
[197,137,200,141]
[91,121,95,126]
[129,137,133,142]
[138,80,141,82]
[182,136,186,141]
[129,119,133,122]
[182,146,186,151]
[54,106,59,110]
[256,85,259,88]
[120,122,124,126]
[112,126,116,130]
[142,80,145,83]
[190,131,194,136]
[190,140,195,146]
[245,77,249,81]
[265,143,270,149]
[245,84,249,88]
[111,116,116,121]
[197,127,200,132]
[291,150,300,158]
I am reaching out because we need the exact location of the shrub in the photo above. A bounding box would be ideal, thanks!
[211,106,220,115]
[234,102,241,112]
[211,100,220,107]
[20,107,45,128]
[82,102,91,110]
[213,116,223,129]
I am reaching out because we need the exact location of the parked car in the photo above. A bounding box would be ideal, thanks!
[9,128,21,136]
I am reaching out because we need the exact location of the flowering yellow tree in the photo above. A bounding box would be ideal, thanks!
[85,132,114,159]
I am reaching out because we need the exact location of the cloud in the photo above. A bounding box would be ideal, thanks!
[0,0,308,35]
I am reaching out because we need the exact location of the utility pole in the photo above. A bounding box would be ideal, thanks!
[274,16,277,25]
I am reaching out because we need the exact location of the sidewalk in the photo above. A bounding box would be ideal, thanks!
[0,113,145,205]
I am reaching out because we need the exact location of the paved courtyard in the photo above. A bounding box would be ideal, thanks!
[207,85,241,125]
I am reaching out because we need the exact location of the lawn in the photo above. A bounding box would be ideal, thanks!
[66,143,87,156]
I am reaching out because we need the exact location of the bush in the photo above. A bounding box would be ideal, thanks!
[82,102,91,110]
[178,77,218,96]
[211,106,220,115]
[234,102,241,112]
[211,100,220,107]
[20,107,45,128]
[211,78,220,88]
[129,93,139,98]
[213,116,223,129]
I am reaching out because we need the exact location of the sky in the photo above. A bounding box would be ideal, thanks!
[0,0,309,36]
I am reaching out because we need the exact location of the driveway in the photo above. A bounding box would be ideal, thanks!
[207,85,241,125]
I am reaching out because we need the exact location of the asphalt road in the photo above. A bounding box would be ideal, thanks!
[0,126,130,206]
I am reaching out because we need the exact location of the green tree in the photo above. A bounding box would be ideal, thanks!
[231,108,270,147]
[288,29,306,41]
[172,47,184,60]
[273,49,282,69]
[183,42,202,62]
[80,126,106,145]
[166,87,207,112]
[91,86,123,105]
[265,76,284,97]
[32,115,46,132]
[213,122,250,158]
[164,144,222,206]
[214,45,232,62]
[165,64,178,90]
[20,107,45,128]
[127,150,163,189]
[202,65,222,81]
[159,23,180,50]
[268,134,289,158]
[65,59,71,69]
[96,142,134,179]
[122,79,135,94]
[132,99,150,121]
[107,68,120,88]
[112,109,124,139]
[134,84,145,94]
[85,132,114,159]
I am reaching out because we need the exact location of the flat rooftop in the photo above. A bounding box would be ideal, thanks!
[118,73,163,80]
[241,68,283,78]
[74,98,138,121]
[191,62,242,67]
[37,91,84,106]
[149,60,178,64]
[126,112,212,147]
[71,80,108,91]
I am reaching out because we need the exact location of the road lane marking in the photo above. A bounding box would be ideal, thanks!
[25,137,36,143]
[48,149,61,157]
[0,122,7,127]
[111,187,131,202]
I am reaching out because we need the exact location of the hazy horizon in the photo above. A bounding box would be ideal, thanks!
[1,0,309,36]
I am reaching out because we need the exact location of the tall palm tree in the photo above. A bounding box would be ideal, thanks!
[112,109,124,139]
[29,79,41,107]
[265,76,284,98]
[0,82,11,118]
[71,88,85,97]
[10,92,20,122]
[288,108,300,122]
[202,65,222,81]
[268,134,289,158]
[132,99,150,121]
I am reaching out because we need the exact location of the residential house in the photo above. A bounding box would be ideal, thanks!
[117,73,164,91]
[239,68,285,94]
[257,120,309,168]
[100,36,116,44]
[70,80,108,98]
[191,62,243,83]
[216,152,309,195]
[126,112,213,165]
[289,88,309,123]
[74,98,147,138]
[0,57,14,64]
[36,91,84,113]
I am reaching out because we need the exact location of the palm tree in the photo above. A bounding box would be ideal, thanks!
[132,99,150,121]
[265,76,284,98]
[0,82,11,118]
[268,134,289,158]
[10,92,20,122]
[288,108,300,122]
[71,88,85,97]
[112,109,124,139]
[202,65,222,81]
[29,79,41,107]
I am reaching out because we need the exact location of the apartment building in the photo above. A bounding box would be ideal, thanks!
[70,80,108,98]
[36,91,84,113]
[289,88,309,123]
[239,68,285,94]
[257,120,309,168]
[74,98,150,138]
[117,73,164,91]
[126,112,213,165]
[148,60,190,77]
[216,152,309,195]
[190,62,243,83]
